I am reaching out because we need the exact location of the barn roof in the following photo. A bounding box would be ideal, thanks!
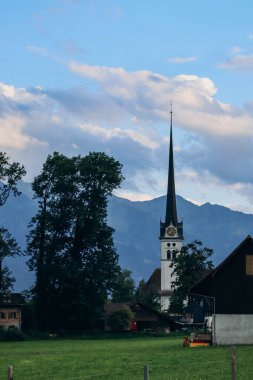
[191,235,253,293]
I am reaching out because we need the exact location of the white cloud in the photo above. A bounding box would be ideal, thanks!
[230,46,244,54]
[115,191,153,201]
[77,123,159,149]
[3,63,253,210]
[68,62,253,139]
[185,197,203,206]
[71,143,80,150]
[219,53,253,71]
[167,56,197,64]
[0,82,45,104]
[26,45,49,56]
[0,115,30,149]
[0,114,47,149]
[143,258,153,264]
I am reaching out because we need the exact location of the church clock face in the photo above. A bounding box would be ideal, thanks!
[167,227,176,236]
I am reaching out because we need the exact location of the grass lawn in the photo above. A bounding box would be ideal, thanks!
[0,336,253,379]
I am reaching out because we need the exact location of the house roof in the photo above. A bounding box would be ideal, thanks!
[104,302,132,317]
[144,268,161,290]
[0,293,25,306]
[191,235,253,293]
[104,301,176,322]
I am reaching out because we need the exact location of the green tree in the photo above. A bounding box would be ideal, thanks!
[0,152,26,206]
[135,279,160,310]
[107,306,134,331]
[27,151,124,331]
[169,240,214,314]
[111,269,136,302]
[0,227,22,301]
[0,153,25,298]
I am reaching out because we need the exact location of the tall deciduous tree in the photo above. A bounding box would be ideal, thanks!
[0,227,21,301]
[0,152,26,206]
[111,269,136,302]
[135,279,160,310]
[169,240,214,314]
[0,153,25,298]
[27,152,124,331]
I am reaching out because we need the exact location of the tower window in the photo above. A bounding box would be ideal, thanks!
[167,243,171,247]
[172,243,176,247]
[172,250,177,259]
[167,250,171,260]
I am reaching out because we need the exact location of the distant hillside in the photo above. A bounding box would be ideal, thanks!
[108,195,253,282]
[1,182,253,290]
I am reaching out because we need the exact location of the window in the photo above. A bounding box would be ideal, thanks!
[167,243,171,247]
[167,250,171,260]
[246,255,253,275]
[0,312,5,319]
[8,312,17,319]
[172,243,176,247]
[172,250,177,259]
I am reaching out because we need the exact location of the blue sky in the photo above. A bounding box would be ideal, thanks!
[2,0,253,213]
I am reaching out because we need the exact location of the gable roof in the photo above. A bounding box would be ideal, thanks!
[191,235,253,292]
[0,293,25,306]
[144,268,161,290]
[104,301,177,322]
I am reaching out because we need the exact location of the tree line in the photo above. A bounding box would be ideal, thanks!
[0,150,214,331]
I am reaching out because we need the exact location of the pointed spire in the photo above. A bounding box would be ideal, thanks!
[165,103,178,226]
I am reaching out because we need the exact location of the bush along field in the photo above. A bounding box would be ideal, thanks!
[1,336,253,379]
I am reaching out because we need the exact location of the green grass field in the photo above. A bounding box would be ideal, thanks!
[0,336,253,379]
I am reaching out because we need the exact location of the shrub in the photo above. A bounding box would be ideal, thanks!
[107,306,134,331]
[0,327,25,341]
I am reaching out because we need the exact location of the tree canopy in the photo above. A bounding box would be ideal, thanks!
[169,240,214,314]
[135,279,160,310]
[0,152,26,206]
[111,269,136,303]
[107,306,134,331]
[0,227,21,301]
[0,152,25,299]
[27,151,124,331]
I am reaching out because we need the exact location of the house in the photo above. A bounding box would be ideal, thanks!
[0,293,24,331]
[189,235,253,345]
[104,302,180,332]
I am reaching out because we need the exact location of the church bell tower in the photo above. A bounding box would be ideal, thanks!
[160,109,183,310]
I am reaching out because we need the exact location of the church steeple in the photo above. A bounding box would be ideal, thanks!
[165,109,178,227]
[159,106,183,311]
[160,107,183,239]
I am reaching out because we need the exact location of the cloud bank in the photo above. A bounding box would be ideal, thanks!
[1,63,253,209]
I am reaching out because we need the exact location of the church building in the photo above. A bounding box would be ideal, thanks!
[144,110,183,311]
[159,110,183,310]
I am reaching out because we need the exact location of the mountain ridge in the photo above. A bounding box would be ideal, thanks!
[0,182,253,290]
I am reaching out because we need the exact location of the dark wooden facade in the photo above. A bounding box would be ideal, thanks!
[191,235,253,314]
[104,302,180,331]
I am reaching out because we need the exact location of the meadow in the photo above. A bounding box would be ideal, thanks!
[0,336,253,379]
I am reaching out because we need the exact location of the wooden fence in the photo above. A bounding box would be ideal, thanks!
[6,346,238,380]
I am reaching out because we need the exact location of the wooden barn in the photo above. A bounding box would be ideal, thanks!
[104,302,180,332]
[189,235,253,344]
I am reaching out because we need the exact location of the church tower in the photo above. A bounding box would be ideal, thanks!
[160,109,183,310]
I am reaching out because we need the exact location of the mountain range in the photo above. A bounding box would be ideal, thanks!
[1,182,253,291]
